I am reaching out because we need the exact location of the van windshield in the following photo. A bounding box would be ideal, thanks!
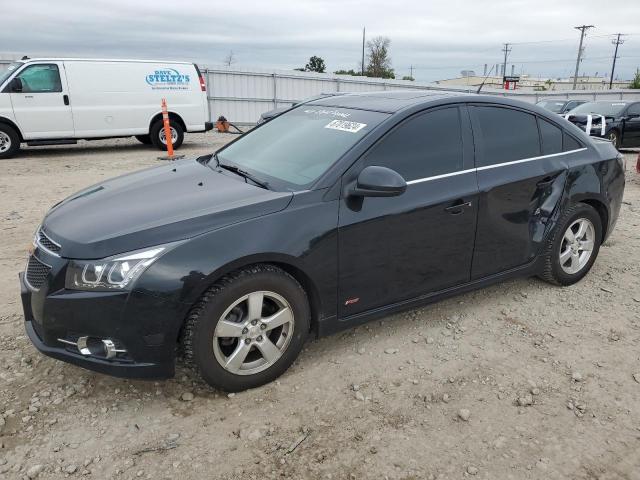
[0,62,24,86]
[215,106,389,190]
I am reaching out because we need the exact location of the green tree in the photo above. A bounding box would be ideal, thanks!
[366,36,395,79]
[630,70,640,89]
[304,56,326,73]
[402,75,415,81]
[334,69,361,76]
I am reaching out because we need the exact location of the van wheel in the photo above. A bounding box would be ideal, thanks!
[538,203,602,286]
[135,135,152,145]
[181,265,310,392]
[150,119,184,151]
[0,124,20,159]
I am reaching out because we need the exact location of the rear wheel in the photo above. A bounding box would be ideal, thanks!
[0,124,20,159]
[135,134,152,145]
[150,119,184,151]
[608,130,619,149]
[181,265,310,391]
[538,203,602,286]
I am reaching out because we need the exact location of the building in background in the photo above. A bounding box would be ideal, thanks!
[434,74,631,91]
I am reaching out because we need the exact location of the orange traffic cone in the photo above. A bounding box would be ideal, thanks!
[158,98,185,161]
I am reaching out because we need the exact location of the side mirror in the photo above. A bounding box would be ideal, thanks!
[350,166,407,197]
[10,77,22,93]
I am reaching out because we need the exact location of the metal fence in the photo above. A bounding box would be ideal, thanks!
[202,66,640,124]
[3,59,640,124]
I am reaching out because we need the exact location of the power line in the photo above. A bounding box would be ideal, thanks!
[609,33,625,89]
[572,25,595,89]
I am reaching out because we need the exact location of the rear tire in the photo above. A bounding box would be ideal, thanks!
[135,134,152,145]
[608,130,619,150]
[0,124,20,159]
[150,119,184,151]
[538,203,602,286]
[181,265,310,392]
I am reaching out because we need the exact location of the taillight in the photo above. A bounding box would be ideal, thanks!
[199,75,206,92]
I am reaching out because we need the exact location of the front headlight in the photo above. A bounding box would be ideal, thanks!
[65,244,175,291]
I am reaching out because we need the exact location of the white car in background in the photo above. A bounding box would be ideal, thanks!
[0,58,213,158]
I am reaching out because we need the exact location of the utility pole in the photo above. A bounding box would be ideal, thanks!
[361,27,366,76]
[501,43,511,79]
[409,65,413,78]
[609,33,625,89]
[572,25,594,89]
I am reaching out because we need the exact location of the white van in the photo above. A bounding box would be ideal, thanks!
[0,58,213,158]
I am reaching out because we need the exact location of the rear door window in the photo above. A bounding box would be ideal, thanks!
[472,106,541,167]
[627,103,640,115]
[16,64,62,93]
[563,132,583,152]
[363,107,464,181]
[538,118,563,155]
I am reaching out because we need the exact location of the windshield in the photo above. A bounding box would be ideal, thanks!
[537,100,566,113]
[569,101,627,117]
[216,106,389,190]
[0,62,24,86]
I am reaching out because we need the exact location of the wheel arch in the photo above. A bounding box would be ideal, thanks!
[579,198,609,242]
[0,116,24,142]
[148,111,186,134]
[178,254,323,341]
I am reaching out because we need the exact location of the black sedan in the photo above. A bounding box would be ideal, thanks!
[565,100,640,149]
[21,92,625,391]
[536,98,586,115]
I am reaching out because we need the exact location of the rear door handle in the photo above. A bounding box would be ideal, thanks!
[445,201,472,215]
[63,94,70,106]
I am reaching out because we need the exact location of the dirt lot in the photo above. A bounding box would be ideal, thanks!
[1,134,639,480]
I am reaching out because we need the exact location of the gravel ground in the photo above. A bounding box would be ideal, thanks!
[1,134,639,480]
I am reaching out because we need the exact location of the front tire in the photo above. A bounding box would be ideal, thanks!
[608,130,619,150]
[538,203,602,286]
[181,265,310,392]
[150,119,184,151]
[0,124,20,159]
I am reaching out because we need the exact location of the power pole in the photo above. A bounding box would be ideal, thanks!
[609,33,625,89]
[410,65,413,78]
[572,25,594,90]
[361,27,366,76]
[501,43,511,79]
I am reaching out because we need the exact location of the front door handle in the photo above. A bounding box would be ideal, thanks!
[445,200,472,215]
[63,94,69,106]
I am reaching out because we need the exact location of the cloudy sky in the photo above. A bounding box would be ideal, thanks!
[1,0,639,82]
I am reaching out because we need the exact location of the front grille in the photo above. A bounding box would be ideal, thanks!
[37,229,61,253]
[26,255,51,290]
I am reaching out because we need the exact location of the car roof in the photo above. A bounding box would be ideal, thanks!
[305,90,567,115]
[306,90,469,113]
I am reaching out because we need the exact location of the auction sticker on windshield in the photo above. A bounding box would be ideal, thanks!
[324,119,367,133]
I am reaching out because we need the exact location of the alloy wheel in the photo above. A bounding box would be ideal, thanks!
[0,132,11,153]
[212,291,294,375]
[159,126,178,145]
[559,218,595,275]
[608,132,618,149]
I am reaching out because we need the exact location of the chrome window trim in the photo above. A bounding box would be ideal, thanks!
[405,148,587,186]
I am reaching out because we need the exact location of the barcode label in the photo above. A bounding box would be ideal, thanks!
[324,120,367,133]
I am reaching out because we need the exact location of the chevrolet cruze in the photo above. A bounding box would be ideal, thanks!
[21,92,625,391]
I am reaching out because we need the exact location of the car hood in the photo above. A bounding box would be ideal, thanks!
[42,157,293,259]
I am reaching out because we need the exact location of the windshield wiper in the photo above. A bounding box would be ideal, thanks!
[218,162,270,190]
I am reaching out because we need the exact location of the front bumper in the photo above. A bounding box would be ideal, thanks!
[20,263,181,379]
